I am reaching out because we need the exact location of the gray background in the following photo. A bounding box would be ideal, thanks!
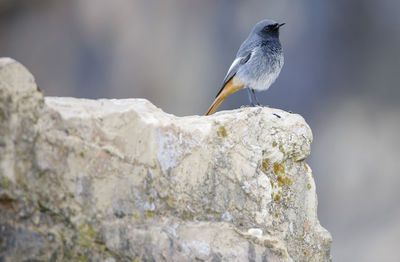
[1,1,399,261]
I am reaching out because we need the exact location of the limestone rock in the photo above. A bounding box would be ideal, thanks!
[0,58,331,261]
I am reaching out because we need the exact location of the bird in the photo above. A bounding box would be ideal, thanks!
[205,20,285,115]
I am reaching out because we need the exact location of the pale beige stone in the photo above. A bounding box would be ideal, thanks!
[0,58,331,262]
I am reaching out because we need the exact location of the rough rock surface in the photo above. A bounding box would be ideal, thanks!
[0,58,331,262]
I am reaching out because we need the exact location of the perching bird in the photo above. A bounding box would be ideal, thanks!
[205,20,285,115]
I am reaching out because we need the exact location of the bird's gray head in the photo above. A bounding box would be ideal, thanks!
[252,19,285,39]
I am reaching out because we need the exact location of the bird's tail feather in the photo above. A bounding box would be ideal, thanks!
[205,77,244,115]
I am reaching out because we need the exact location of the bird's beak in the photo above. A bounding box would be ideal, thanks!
[278,23,286,28]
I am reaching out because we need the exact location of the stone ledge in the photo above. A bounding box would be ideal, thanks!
[0,58,331,262]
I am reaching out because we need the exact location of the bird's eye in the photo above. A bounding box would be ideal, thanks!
[263,25,270,31]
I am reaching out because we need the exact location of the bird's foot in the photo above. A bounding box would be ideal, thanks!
[249,102,262,107]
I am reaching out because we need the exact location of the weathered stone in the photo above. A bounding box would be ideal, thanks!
[0,58,331,261]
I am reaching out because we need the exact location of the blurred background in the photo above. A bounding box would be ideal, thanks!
[1,0,399,261]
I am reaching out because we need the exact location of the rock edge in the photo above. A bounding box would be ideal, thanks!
[0,58,331,262]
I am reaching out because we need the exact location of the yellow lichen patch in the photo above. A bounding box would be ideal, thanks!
[303,251,307,256]
[277,175,292,187]
[274,193,281,202]
[230,200,235,209]
[217,126,227,137]
[262,158,269,173]
[272,141,278,147]
[279,145,285,153]
[145,209,153,218]
[307,183,311,190]
[79,152,85,158]
[273,163,285,175]
[270,180,274,188]
[304,220,310,232]
[274,212,279,218]
[167,198,174,207]
[277,175,283,187]
[183,210,192,218]
[303,162,309,171]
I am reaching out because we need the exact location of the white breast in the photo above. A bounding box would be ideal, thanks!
[252,55,283,91]
[237,47,284,91]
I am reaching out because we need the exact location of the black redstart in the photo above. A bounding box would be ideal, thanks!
[205,19,285,115]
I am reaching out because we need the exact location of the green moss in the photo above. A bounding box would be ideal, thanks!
[133,258,142,262]
[78,223,96,248]
[230,200,235,209]
[217,126,227,137]
[272,141,278,147]
[1,177,9,188]
[262,158,269,172]
[77,255,88,262]
[58,232,66,242]
[0,108,6,121]
[79,152,85,158]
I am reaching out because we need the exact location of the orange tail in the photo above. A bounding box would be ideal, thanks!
[205,77,244,115]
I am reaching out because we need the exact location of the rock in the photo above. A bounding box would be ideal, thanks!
[0,58,331,261]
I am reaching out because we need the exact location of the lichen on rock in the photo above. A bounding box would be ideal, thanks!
[0,58,331,261]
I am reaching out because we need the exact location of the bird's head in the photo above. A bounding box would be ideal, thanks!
[253,20,285,39]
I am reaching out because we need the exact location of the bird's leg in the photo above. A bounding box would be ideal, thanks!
[247,88,256,106]
[251,89,261,106]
